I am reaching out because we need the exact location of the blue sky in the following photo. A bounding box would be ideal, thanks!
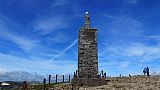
[0,0,160,81]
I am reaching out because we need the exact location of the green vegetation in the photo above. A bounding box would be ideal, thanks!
[30,83,57,90]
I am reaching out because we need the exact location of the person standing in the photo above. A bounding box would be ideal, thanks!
[143,68,146,75]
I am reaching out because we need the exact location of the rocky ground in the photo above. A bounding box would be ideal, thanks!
[53,75,160,90]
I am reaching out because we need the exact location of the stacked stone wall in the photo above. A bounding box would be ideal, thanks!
[78,28,98,79]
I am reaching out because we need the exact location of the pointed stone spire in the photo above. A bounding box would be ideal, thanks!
[85,12,90,28]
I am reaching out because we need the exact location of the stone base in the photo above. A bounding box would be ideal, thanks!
[71,77,109,86]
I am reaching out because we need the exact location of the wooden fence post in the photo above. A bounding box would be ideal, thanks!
[49,75,51,87]
[63,75,64,82]
[43,78,46,90]
[69,75,70,82]
[56,74,58,84]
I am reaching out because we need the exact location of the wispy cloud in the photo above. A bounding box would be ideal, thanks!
[119,61,130,68]
[0,13,77,77]
[52,0,70,7]
[1,0,44,11]
[34,17,70,34]
[124,43,160,62]
[0,71,44,81]
[0,14,38,51]
[99,60,130,70]
[98,39,160,76]
[144,35,160,40]
[126,0,138,4]
[0,32,38,51]
[100,42,160,63]
[97,15,143,45]
[108,16,142,37]
[0,67,6,76]
[49,39,78,62]
[47,33,69,43]
[0,52,76,75]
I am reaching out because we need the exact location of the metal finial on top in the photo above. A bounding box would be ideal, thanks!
[85,12,89,14]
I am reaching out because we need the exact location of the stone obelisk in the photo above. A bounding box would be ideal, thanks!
[72,12,108,86]
[78,12,98,79]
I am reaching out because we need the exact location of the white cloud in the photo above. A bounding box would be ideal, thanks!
[98,40,160,76]
[99,58,130,72]
[109,17,142,38]
[52,0,69,7]
[100,13,114,19]
[34,17,70,34]
[100,42,160,63]
[144,35,160,41]
[0,52,76,75]
[119,61,130,68]
[49,39,78,62]
[47,33,69,43]
[0,14,38,51]
[124,43,160,62]
[98,14,143,41]
[3,0,43,11]
[0,71,44,81]
[0,14,76,78]
[0,67,6,76]
[1,32,38,51]
[127,0,138,4]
